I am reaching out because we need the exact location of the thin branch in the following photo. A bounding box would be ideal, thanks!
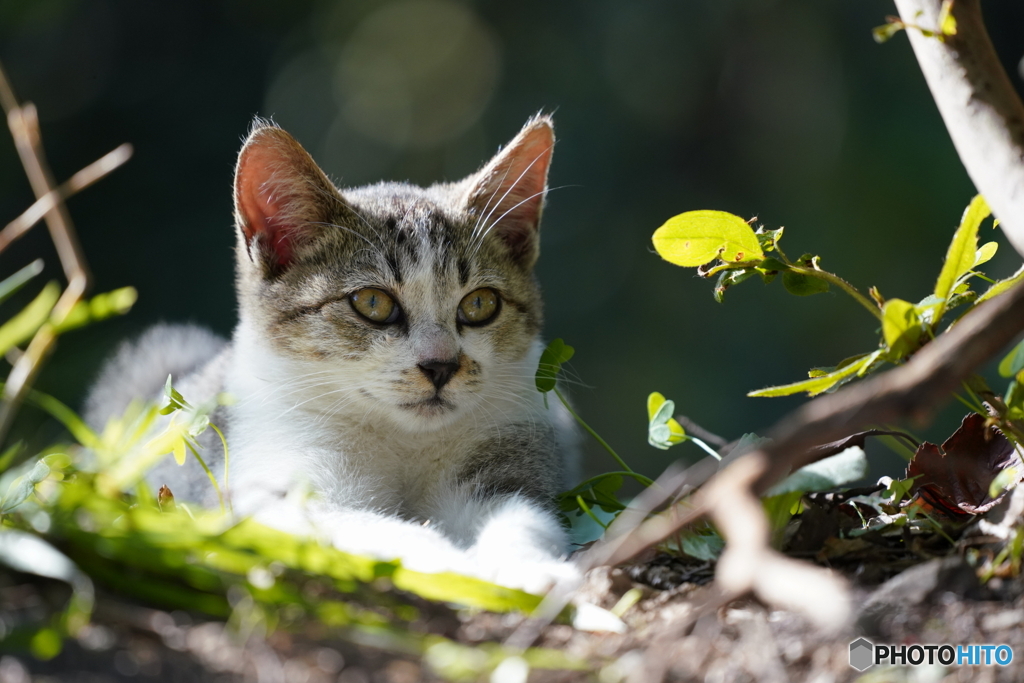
[0,144,132,253]
[0,62,132,441]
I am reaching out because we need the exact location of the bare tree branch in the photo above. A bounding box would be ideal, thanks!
[0,62,132,440]
[893,0,1024,257]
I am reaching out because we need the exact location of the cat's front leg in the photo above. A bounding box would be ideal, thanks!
[427,489,582,594]
[236,488,470,576]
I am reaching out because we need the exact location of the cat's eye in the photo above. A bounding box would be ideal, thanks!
[350,288,401,324]
[458,288,500,325]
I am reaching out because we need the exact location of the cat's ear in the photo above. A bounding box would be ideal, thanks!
[464,116,554,268]
[234,122,344,276]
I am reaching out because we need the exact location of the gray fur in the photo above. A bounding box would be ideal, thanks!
[84,324,227,429]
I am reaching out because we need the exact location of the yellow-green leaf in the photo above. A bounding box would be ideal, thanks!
[938,0,957,36]
[882,298,923,357]
[653,210,764,267]
[647,391,667,422]
[934,195,989,301]
[0,281,60,356]
[999,339,1024,378]
[173,437,186,465]
[53,287,138,334]
[974,242,998,268]
[872,22,904,43]
[977,264,1024,305]
[748,357,869,398]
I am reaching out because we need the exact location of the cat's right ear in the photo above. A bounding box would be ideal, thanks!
[234,122,344,277]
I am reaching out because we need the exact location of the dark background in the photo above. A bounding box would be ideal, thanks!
[2,0,1024,487]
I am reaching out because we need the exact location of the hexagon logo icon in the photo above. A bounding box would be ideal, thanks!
[849,638,874,671]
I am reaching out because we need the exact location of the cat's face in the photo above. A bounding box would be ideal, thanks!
[232,117,554,431]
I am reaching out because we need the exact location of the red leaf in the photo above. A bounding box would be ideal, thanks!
[906,413,1018,518]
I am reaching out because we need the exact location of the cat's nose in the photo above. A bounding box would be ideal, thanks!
[418,359,460,390]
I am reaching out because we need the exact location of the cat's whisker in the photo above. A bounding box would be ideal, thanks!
[470,146,552,248]
[469,163,516,244]
[471,184,569,258]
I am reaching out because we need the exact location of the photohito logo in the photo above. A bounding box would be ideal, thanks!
[849,638,1013,671]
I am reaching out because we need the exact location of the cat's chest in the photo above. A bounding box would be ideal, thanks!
[225,399,479,507]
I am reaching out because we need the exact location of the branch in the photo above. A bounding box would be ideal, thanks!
[0,63,132,440]
[893,0,1024,257]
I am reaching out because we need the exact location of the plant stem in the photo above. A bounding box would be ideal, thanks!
[787,265,883,322]
[689,436,721,460]
[576,495,608,530]
[210,423,232,515]
[567,470,655,493]
[187,442,225,513]
[554,387,635,475]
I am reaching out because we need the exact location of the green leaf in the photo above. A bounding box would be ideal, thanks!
[934,195,989,302]
[647,392,686,450]
[938,0,957,36]
[765,446,868,497]
[881,298,923,357]
[0,259,43,307]
[748,352,877,397]
[758,256,789,272]
[590,474,625,513]
[652,210,764,267]
[755,227,784,253]
[535,338,574,393]
[52,287,138,335]
[974,241,998,268]
[680,530,724,561]
[782,270,829,296]
[762,490,804,546]
[872,21,904,43]
[977,264,1024,305]
[885,476,919,506]
[713,267,758,302]
[989,466,1019,499]
[0,281,60,356]
[0,458,50,513]
[999,339,1024,378]
[23,388,101,449]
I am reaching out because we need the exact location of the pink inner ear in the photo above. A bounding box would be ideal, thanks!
[236,145,298,269]
[473,121,554,264]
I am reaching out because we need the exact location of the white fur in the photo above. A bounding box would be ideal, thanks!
[222,316,579,593]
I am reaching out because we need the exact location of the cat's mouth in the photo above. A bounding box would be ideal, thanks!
[399,395,456,415]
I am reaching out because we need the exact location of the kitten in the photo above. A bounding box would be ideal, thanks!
[85,116,580,592]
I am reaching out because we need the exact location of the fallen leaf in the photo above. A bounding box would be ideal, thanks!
[907,414,1019,518]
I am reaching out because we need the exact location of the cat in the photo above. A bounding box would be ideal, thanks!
[84,115,581,593]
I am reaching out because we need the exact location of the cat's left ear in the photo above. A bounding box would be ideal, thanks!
[234,122,346,277]
[464,115,554,269]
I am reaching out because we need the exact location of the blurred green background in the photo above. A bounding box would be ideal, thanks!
[2,0,1024,486]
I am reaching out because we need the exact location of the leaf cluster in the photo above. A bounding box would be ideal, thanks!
[654,196,1023,398]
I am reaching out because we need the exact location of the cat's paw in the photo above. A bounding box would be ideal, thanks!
[474,555,582,595]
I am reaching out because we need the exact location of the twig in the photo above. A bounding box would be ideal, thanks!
[0,62,132,441]
[673,415,728,448]
[0,144,132,253]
